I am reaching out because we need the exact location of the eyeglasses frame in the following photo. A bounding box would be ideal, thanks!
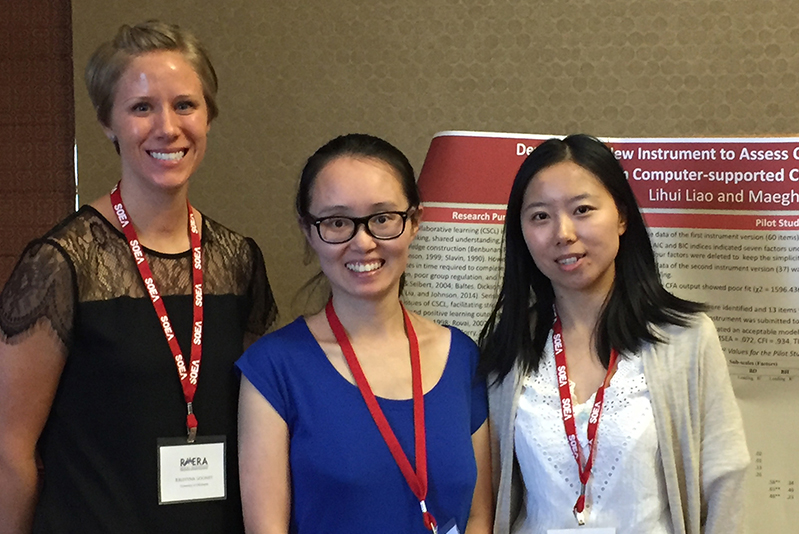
[308,208,416,244]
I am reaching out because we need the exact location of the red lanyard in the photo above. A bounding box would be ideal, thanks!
[325,299,437,533]
[111,183,204,443]
[552,311,618,525]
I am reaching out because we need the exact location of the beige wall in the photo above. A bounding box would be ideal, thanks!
[73,0,799,322]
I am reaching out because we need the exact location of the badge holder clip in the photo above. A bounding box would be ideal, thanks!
[573,483,587,526]
[187,402,197,443]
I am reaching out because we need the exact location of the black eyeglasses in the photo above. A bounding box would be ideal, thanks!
[309,209,415,244]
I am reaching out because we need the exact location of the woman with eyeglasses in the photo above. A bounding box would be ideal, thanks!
[236,134,493,534]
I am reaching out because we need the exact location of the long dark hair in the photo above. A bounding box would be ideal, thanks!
[479,134,705,381]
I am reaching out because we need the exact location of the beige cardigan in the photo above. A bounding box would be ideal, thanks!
[488,313,750,534]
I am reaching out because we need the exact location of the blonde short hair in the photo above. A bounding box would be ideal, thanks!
[85,20,218,127]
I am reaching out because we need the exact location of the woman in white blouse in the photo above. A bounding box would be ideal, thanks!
[479,135,749,534]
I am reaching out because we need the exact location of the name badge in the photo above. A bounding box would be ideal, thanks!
[548,529,616,534]
[157,436,226,504]
[439,519,460,534]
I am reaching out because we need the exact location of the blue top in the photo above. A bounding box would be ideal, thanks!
[236,318,488,534]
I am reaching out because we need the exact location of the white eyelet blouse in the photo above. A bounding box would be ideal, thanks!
[513,333,673,534]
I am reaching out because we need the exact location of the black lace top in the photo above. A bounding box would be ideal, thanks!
[0,206,277,533]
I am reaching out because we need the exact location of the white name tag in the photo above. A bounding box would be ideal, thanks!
[548,529,615,534]
[439,519,460,534]
[157,436,226,504]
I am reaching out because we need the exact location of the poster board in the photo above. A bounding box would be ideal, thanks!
[404,131,799,531]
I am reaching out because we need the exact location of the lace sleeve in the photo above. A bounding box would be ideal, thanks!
[244,238,278,336]
[0,239,75,347]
